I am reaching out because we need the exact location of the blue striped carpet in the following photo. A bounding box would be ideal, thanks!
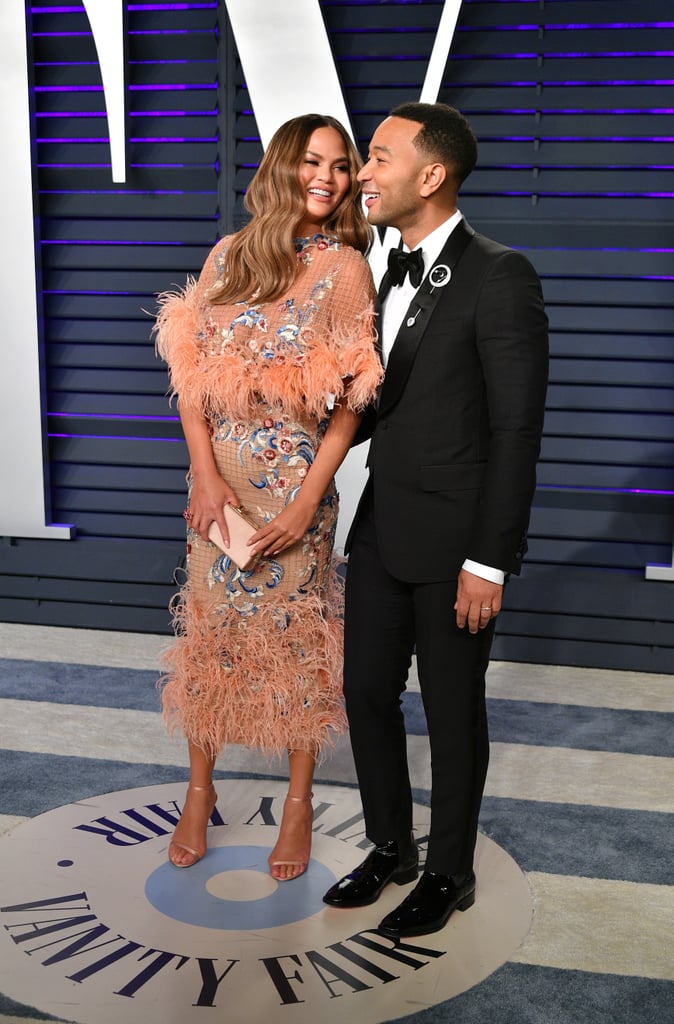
[0,624,672,1023]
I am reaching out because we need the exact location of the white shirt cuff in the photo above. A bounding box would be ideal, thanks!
[462,559,505,585]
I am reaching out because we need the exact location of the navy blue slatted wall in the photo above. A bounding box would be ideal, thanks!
[1,0,220,631]
[1,0,672,672]
[437,0,674,671]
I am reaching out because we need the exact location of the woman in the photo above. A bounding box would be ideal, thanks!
[154,114,382,881]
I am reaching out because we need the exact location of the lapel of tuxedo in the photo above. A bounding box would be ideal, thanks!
[378,218,475,417]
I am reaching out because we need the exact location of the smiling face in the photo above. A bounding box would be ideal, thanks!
[296,126,351,236]
[358,116,446,248]
[358,117,426,232]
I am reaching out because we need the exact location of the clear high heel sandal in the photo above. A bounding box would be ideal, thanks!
[268,793,314,881]
[168,783,217,868]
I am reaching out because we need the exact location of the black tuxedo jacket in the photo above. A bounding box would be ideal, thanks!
[349,218,549,583]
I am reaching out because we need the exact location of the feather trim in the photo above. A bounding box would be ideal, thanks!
[158,559,347,763]
[154,282,381,419]
[153,277,207,410]
[334,307,383,411]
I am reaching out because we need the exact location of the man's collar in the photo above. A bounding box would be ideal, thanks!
[401,209,463,264]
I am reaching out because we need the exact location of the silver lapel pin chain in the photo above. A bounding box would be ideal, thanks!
[406,264,452,327]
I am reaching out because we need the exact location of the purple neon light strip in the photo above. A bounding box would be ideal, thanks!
[35,30,215,39]
[539,484,674,496]
[37,137,217,144]
[32,3,217,11]
[39,160,216,168]
[545,80,674,86]
[45,290,135,296]
[548,22,674,30]
[39,137,674,148]
[541,138,674,143]
[40,240,188,246]
[128,60,216,66]
[569,51,674,57]
[36,111,217,118]
[456,22,674,31]
[40,189,215,195]
[34,61,99,67]
[127,3,217,9]
[36,85,104,93]
[129,111,217,117]
[479,137,674,143]
[35,84,217,92]
[36,58,215,66]
[524,247,674,253]
[37,138,108,144]
[504,109,674,115]
[627,489,674,496]
[128,30,209,36]
[491,190,674,197]
[447,51,674,58]
[130,84,218,92]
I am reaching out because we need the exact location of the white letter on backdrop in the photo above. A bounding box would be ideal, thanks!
[0,1,72,539]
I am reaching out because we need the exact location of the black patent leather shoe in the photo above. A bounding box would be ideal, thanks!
[377,870,476,937]
[322,838,418,908]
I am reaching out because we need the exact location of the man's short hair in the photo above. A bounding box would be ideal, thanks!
[390,102,478,186]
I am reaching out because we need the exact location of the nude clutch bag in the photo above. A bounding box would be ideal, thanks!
[207,504,260,571]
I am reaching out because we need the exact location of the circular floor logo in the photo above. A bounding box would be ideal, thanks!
[0,780,533,1023]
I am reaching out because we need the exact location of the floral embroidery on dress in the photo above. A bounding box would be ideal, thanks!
[198,287,338,365]
[212,412,327,499]
[294,233,334,265]
[201,495,333,617]
[193,408,335,618]
[206,554,285,620]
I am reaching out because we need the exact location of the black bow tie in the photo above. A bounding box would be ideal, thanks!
[387,247,425,288]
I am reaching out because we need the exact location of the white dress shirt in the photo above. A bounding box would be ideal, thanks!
[381,210,463,367]
[380,211,505,586]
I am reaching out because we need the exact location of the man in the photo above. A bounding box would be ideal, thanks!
[323,103,548,937]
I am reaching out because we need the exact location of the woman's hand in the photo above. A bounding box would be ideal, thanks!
[178,406,240,546]
[187,470,240,547]
[249,493,318,559]
[246,399,361,559]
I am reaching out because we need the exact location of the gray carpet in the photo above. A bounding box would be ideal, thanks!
[0,625,672,1023]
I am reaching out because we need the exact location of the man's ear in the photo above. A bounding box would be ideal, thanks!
[419,162,446,197]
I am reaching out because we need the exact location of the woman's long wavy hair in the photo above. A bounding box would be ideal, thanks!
[208,113,371,305]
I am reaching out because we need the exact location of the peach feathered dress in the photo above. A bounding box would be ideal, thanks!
[155,233,382,761]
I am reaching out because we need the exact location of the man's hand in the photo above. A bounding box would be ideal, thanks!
[454,569,503,634]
